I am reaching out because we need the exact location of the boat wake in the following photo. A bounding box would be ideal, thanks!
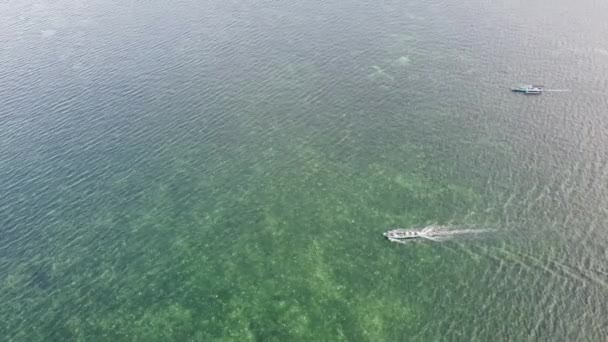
[384,225,492,244]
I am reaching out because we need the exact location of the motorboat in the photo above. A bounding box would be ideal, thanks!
[383,228,424,240]
[511,85,544,94]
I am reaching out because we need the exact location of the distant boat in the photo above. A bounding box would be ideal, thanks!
[512,85,544,94]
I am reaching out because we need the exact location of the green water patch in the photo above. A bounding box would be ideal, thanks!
[0,128,490,341]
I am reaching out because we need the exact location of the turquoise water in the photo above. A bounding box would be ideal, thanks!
[2,0,608,340]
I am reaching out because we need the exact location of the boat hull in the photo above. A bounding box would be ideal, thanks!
[383,228,423,240]
[512,85,544,95]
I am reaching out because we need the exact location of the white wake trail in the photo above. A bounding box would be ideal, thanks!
[387,225,494,243]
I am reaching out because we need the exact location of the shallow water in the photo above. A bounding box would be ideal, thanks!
[2,0,608,340]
